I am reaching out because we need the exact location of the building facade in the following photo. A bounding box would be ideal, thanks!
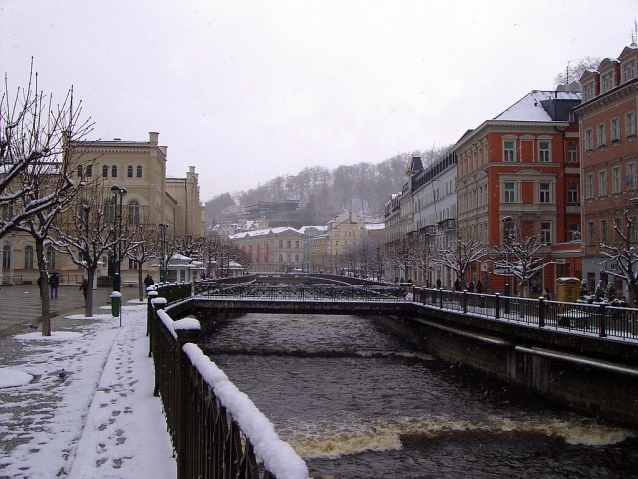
[455,90,582,294]
[1,132,204,285]
[575,44,638,295]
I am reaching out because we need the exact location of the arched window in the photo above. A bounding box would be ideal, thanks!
[3,243,11,269]
[104,198,115,223]
[136,165,143,178]
[24,245,34,269]
[102,165,109,178]
[111,165,118,177]
[2,204,13,221]
[128,200,140,224]
[127,165,134,178]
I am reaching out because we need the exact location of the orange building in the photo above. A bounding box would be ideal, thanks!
[455,90,582,295]
[575,44,638,295]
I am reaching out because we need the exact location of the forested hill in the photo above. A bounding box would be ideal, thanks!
[204,146,452,227]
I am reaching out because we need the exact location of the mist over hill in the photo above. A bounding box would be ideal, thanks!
[204,146,452,227]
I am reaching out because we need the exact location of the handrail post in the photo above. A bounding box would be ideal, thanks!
[495,293,501,319]
[147,290,158,357]
[439,288,443,309]
[463,290,468,313]
[538,296,545,328]
[174,323,201,479]
[599,303,607,337]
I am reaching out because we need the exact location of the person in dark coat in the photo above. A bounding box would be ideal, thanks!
[49,273,59,299]
[436,278,442,289]
[79,279,88,299]
[476,281,483,293]
[144,274,155,288]
[454,278,461,291]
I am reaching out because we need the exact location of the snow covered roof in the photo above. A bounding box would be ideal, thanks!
[229,226,304,240]
[366,223,385,230]
[493,90,581,122]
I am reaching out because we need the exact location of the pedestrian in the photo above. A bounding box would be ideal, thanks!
[144,274,155,288]
[476,281,483,293]
[454,278,461,291]
[468,281,475,293]
[436,278,442,289]
[545,288,552,300]
[49,273,59,299]
[79,278,88,299]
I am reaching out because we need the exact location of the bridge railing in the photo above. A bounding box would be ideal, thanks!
[148,296,308,479]
[414,287,638,340]
[194,283,410,302]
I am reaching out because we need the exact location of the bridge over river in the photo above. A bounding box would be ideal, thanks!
[149,280,638,478]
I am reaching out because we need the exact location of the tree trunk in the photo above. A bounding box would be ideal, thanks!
[138,265,144,301]
[84,269,96,318]
[35,240,52,336]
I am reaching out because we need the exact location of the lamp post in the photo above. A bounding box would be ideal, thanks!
[502,216,513,312]
[111,185,127,292]
[158,223,168,283]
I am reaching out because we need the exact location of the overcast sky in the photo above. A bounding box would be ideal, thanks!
[2,1,636,202]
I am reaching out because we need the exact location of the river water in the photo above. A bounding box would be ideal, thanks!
[198,313,638,479]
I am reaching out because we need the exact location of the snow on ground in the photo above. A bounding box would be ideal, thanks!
[0,302,176,479]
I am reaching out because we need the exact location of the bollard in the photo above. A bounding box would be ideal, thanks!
[110,291,122,317]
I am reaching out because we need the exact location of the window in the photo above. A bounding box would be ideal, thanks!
[287,240,291,248]
[86,165,92,177]
[627,111,636,138]
[102,165,109,178]
[46,248,56,269]
[104,199,115,223]
[128,258,137,270]
[599,170,607,196]
[503,141,515,162]
[568,182,578,203]
[611,117,620,142]
[538,141,551,162]
[278,240,283,248]
[613,166,622,193]
[587,221,595,246]
[585,128,593,151]
[601,71,614,92]
[540,222,551,244]
[567,143,578,163]
[295,240,300,248]
[583,81,595,101]
[24,245,34,269]
[77,165,83,177]
[539,183,551,203]
[2,244,10,269]
[597,123,606,147]
[127,165,133,178]
[111,165,118,177]
[128,200,140,224]
[629,163,637,190]
[614,217,622,243]
[504,182,515,203]
[631,216,638,243]
[586,174,594,199]
[137,165,143,178]
[568,223,579,242]
[601,219,608,243]
[2,204,13,221]
[622,59,636,83]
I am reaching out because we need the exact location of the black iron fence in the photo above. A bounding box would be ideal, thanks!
[194,282,409,302]
[148,295,308,479]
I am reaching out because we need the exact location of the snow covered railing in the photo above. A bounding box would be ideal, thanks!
[148,297,308,479]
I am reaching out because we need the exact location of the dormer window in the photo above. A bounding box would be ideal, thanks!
[622,58,636,83]
[601,71,614,93]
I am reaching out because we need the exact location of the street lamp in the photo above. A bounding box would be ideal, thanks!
[502,216,513,298]
[111,185,127,292]
[158,223,168,283]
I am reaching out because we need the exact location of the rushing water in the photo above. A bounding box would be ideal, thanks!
[198,313,638,479]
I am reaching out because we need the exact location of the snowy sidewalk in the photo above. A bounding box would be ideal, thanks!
[0,301,176,479]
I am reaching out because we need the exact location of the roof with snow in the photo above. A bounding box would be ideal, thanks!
[493,90,581,122]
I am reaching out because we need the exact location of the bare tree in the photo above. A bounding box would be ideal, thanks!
[1,61,93,239]
[386,235,419,283]
[434,237,489,286]
[126,220,159,300]
[599,208,638,306]
[414,234,436,287]
[492,233,552,298]
[52,184,122,317]
[554,57,601,86]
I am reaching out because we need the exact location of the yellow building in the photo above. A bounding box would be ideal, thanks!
[1,132,204,285]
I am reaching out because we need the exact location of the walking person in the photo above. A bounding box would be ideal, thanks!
[49,273,59,299]
[144,274,154,288]
[79,278,88,299]
[454,278,461,291]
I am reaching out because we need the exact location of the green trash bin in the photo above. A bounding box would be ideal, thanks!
[110,291,122,317]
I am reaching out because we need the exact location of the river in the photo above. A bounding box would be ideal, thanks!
[198,313,638,479]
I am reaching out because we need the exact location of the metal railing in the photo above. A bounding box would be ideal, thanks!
[194,282,410,302]
[156,282,638,341]
[148,296,308,479]
[413,287,638,340]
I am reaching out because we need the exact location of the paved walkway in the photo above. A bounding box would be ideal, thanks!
[0,285,176,478]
